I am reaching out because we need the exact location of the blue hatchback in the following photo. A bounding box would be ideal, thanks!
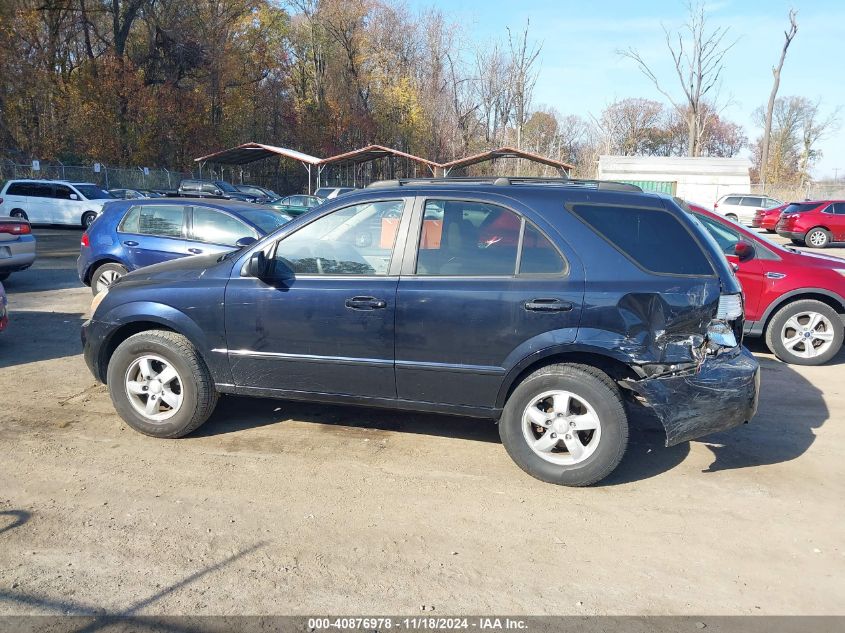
[78,198,291,294]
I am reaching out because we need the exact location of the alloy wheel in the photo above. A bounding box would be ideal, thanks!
[124,354,184,421]
[95,269,123,293]
[521,390,602,465]
[780,311,836,359]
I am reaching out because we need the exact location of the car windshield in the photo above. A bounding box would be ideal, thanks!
[239,209,291,233]
[75,185,113,200]
[214,181,238,193]
[782,202,820,214]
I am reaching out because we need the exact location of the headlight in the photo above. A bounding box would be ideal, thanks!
[91,288,108,314]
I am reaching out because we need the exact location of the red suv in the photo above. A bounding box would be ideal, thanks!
[751,203,788,232]
[776,200,845,248]
[688,203,845,365]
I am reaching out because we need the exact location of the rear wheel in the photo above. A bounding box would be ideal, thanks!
[765,299,844,365]
[499,364,628,486]
[81,211,98,229]
[805,227,831,249]
[726,213,739,222]
[106,330,218,438]
[91,262,128,294]
[10,209,27,221]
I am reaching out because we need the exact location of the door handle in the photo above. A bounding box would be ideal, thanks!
[188,248,203,254]
[524,298,574,312]
[123,240,139,247]
[345,296,387,310]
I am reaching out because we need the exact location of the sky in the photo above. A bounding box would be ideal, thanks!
[404,0,845,179]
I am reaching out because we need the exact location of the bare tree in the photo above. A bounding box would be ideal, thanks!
[760,9,798,186]
[619,1,736,156]
[506,20,541,153]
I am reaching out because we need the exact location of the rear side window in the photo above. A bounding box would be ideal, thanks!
[7,183,29,196]
[740,197,764,207]
[520,223,565,274]
[29,184,52,198]
[783,203,819,214]
[723,196,742,205]
[570,204,714,276]
[181,181,199,192]
[121,205,185,237]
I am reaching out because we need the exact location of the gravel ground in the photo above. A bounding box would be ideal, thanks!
[0,227,843,616]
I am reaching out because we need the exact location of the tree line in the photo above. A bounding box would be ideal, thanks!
[0,0,837,187]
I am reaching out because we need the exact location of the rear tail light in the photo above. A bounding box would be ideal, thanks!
[0,222,30,235]
[81,233,90,248]
[707,293,743,350]
[716,294,743,320]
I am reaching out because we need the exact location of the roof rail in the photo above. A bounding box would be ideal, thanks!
[366,177,642,192]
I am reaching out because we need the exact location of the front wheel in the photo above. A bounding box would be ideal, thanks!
[805,227,831,249]
[765,300,844,365]
[106,330,219,438]
[499,364,628,486]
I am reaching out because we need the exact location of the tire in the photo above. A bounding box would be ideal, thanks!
[10,209,27,221]
[81,211,98,229]
[499,363,628,486]
[805,227,831,249]
[106,330,218,438]
[91,262,128,295]
[765,299,844,366]
[726,214,738,222]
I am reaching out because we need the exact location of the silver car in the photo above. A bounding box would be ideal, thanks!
[0,217,36,281]
[714,194,782,226]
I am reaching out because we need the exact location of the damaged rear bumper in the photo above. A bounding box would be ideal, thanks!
[621,347,760,446]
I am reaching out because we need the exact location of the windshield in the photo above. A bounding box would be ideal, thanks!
[239,209,291,233]
[74,185,113,200]
[214,181,239,193]
[782,202,819,214]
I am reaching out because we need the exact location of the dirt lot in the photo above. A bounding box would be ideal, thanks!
[0,227,843,617]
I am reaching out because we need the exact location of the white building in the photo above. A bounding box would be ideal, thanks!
[597,155,752,208]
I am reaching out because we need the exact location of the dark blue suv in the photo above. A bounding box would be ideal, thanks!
[77,199,291,294]
[81,178,759,486]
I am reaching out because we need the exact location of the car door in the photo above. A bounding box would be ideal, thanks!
[694,213,766,319]
[188,206,258,257]
[117,203,189,269]
[224,197,411,398]
[24,183,54,223]
[52,183,79,225]
[825,203,845,241]
[394,197,584,410]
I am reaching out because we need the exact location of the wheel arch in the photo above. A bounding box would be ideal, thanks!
[758,288,845,335]
[496,346,639,410]
[85,257,128,284]
[95,303,231,386]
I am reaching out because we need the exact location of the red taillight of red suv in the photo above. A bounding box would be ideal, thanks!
[81,232,90,248]
[0,222,30,235]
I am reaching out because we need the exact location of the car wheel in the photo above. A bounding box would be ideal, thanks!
[726,213,738,222]
[91,262,128,295]
[765,299,844,366]
[805,227,831,249]
[10,209,27,221]
[499,363,628,486]
[81,212,98,229]
[106,330,218,438]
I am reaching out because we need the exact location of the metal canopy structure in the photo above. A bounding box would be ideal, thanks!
[193,142,575,192]
[194,142,322,192]
[317,144,440,187]
[440,146,574,177]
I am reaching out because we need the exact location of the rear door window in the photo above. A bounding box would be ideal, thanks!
[191,207,255,246]
[740,197,764,207]
[52,184,74,200]
[782,203,819,214]
[29,184,53,198]
[127,205,186,237]
[723,196,742,205]
[569,204,714,276]
[832,203,845,215]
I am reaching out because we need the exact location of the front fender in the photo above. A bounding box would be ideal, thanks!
[97,301,232,385]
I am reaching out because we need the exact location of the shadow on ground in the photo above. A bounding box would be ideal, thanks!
[0,311,86,369]
[195,353,828,484]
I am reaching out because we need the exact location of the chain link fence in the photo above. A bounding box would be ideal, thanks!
[0,160,194,192]
[750,183,845,203]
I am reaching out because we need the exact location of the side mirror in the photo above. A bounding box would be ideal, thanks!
[734,241,755,263]
[235,236,257,248]
[244,251,270,278]
[70,193,79,200]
